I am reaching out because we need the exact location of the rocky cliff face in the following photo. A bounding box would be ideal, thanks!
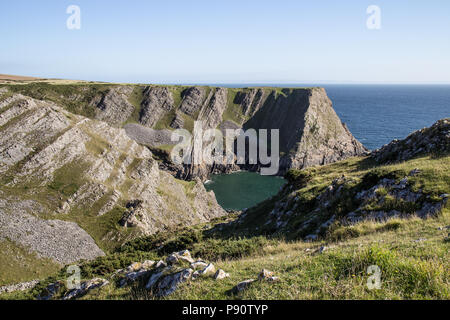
[243,88,367,174]
[37,84,365,179]
[0,90,226,270]
[3,83,366,180]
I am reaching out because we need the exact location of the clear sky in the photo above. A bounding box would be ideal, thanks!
[1,0,449,84]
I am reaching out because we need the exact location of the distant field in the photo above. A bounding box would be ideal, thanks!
[0,74,42,81]
[0,73,101,85]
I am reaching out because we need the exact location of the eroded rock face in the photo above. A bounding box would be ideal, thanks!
[244,88,368,174]
[6,84,366,180]
[63,278,109,300]
[140,86,174,127]
[0,92,226,266]
[126,87,367,179]
[234,88,266,117]
[93,86,135,126]
[199,88,228,129]
[371,118,450,163]
[179,87,205,116]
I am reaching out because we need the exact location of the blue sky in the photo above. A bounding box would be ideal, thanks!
[1,0,449,84]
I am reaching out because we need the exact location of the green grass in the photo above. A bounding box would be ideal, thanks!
[3,204,448,300]
[223,154,450,240]
[222,89,246,125]
[125,86,145,124]
[5,83,114,119]
[0,239,60,287]
[153,108,178,130]
[47,160,91,199]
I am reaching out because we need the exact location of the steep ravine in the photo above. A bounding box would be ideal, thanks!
[0,90,226,275]
[0,83,365,284]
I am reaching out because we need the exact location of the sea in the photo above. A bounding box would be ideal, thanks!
[205,84,450,210]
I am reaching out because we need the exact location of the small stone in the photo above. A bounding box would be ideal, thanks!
[190,261,208,270]
[176,250,195,263]
[166,250,195,265]
[318,246,327,253]
[166,254,179,264]
[142,260,155,269]
[233,279,255,293]
[200,263,216,276]
[214,269,230,280]
[192,270,201,280]
[155,260,167,268]
[258,269,274,280]
[126,262,142,272]
[266,276,280,282]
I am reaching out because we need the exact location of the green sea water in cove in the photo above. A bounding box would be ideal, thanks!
[204,171,286,211]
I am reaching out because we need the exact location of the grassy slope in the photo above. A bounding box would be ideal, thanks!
[3,154,447,300]
[0,240,60,287]
[94,153,450,300]
[1,83,447,299]
[223,154,450,240]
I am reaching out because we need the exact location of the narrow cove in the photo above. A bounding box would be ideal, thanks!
[204,171,286,211]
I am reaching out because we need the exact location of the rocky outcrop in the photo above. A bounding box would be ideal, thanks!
[4,83,366,180]
[0,91,226,274]
[139,87,174,127]
[179,87,205,116]
[0,280,39,294]
[371,118,450,163]
[93,86,135,126]
[244,88,368,174]
[113,250,229,297]
[63,278,109,300]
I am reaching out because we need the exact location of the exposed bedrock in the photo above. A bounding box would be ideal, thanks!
[4,84,367,180]
[0,93,226,265]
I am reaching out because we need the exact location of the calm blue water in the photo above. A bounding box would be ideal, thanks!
[205,84,449,210]
[324,85,450,150]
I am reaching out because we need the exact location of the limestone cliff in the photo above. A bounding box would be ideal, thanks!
[0,90,226,269]
[5,83,366,179]
[243,88,367,174]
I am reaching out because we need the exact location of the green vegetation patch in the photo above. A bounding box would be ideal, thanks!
[125,86,145,124]
[0,239,60,287]
[47,160,90,198]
